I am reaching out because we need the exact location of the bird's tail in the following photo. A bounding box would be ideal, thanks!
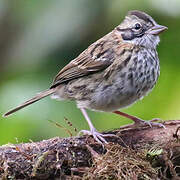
[3,88,55,117]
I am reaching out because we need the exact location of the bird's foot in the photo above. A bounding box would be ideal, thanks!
[133,118,166,129]
[113,111,165,128]
[79,128,117,144]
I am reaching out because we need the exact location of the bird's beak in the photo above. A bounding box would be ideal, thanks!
[146,24,168,35]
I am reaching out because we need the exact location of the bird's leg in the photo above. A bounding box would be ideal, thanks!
[79,108,117,144]
[113,110,165,128]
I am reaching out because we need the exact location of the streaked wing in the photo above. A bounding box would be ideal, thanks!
[50,38,115,88]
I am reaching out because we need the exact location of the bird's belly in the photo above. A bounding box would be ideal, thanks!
[80,65,159,112]
[83,82,153,112]
[83,82,142,112]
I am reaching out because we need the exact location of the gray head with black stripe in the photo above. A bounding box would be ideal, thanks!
[115,10,167,48]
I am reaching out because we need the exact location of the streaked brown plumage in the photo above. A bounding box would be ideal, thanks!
[3,10,167,144]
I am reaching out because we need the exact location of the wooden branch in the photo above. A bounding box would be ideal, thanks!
[0,120,180,179]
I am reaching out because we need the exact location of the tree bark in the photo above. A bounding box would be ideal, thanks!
[0,120,180,179]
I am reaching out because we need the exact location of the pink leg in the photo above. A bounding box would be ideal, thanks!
[113,110,165,128]
[113,111,142,123]
[79,108,117,144]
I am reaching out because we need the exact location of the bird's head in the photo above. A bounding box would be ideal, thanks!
[115,10,167,49]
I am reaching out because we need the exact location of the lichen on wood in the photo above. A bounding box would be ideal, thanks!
[0,120,180,179]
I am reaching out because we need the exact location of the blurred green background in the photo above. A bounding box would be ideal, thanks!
[0,0,180,145]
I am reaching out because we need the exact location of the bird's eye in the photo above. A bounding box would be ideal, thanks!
[134,23,141,30]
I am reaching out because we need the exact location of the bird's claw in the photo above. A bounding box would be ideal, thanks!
[133,119,166,129]
[79,129,117,144]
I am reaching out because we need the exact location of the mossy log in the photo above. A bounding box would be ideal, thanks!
[0,120,180,179]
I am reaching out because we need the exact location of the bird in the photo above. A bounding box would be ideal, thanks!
[3,10,167,144]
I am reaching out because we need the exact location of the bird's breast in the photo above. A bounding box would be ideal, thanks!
[87,48,160,112]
